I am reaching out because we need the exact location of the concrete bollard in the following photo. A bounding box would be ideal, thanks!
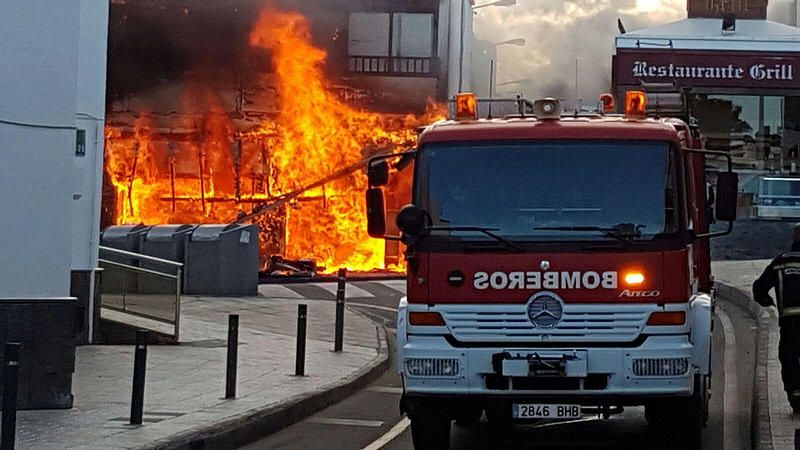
[295,305,308,376]
[130,330,148,425]
[334,268,347,352]
[225,314,239,399]
[2,343,20,450]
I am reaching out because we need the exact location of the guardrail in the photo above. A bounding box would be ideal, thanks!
[98,246,182,341]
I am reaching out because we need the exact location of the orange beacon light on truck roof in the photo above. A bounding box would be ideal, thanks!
[624,90,647,118]
[455,92,478,121]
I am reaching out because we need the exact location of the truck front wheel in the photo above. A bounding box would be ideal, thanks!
[408,401,451,450]
[454,405,483,426]
[645,375,708,440]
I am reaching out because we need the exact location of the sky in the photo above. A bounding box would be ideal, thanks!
[473,0,798,104]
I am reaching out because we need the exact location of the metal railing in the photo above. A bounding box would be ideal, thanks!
[348,55,437,77]
[98,246,182,341]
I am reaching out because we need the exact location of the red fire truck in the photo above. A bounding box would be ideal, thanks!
[366,92,739,449]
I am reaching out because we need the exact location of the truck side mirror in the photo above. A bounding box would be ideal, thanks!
[715,172,739,222]
[368,159,389,187]
[366,188,386,237]
[396,204,427,237]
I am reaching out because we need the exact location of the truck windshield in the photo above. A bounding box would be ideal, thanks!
[415,140,675,241]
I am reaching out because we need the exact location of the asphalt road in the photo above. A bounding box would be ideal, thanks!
[242,281,757,450]
[711,218,798,261]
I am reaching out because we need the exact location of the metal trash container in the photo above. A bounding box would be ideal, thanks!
[184,224,259,296]
[140,224,195,262]
[100,225,151,293]
[100,224,151,264]
[139,225,196,294]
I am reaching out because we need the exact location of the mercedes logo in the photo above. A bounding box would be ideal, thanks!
[540,260,551,271]
[526,292,564,329]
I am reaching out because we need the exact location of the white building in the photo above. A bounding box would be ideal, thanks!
[0,0,108,407]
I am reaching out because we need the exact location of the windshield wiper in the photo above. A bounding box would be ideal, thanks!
[533,223,645,243]
[425,226,525,252]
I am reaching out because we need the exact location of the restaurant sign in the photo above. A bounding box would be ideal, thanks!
[687,0,768,19]
[614,51,800,90]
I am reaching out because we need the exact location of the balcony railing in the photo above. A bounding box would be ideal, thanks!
[349,56,438,77]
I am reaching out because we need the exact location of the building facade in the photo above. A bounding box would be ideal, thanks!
[0,0,108,407]
[613,2,800,186]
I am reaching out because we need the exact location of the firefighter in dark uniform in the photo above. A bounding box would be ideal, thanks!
[753,225,800,412]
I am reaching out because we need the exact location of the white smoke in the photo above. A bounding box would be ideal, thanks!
[474,0,798,104]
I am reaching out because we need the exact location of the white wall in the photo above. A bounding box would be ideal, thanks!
[439,0,452,97]
[447,0,465,98]
[72,0,109,270]
[462,0,473,93]
[0,1,81,297]
[447,0,474,96]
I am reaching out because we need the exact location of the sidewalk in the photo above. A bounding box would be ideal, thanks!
[713,260,795,450]
[6,283,391,449]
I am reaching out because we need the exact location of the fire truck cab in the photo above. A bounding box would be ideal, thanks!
[366,93,739,449]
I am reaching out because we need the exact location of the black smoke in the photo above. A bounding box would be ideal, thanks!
[106,0,270,104]
[105,0,383,105]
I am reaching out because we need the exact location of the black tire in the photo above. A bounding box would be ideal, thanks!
[645,375,708,444]
[409,408,451,450]
[698,374,710,425]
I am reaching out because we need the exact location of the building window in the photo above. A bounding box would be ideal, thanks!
[348,13,390,58]
[392,13,434,58]
[691,94,800,180]
[348,12,435,76]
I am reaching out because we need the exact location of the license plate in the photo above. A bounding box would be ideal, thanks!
[512,403,582,419]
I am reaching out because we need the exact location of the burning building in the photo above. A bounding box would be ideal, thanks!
[103,0,467,273]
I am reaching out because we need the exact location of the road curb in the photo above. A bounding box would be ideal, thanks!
[715,282,777,450]
[137,326,390,450]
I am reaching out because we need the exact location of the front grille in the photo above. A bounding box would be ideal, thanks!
[632,358,690,377]
[440,304,651,343]
[405,358,460,377]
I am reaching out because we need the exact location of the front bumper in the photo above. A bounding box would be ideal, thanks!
[401,334,696,400]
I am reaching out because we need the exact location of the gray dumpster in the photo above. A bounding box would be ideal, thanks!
[100,224,151,264]
[184,224,259,296]
[139,225,196,294]
[139,224,195,268]
[100,225,151,293]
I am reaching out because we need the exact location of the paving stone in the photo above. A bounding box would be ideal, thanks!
[714,260,798,450]
[0,293,382,449]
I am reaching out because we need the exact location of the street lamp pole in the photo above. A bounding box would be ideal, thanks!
[495,78,532,96]
[495,38,526,47]
[496,78,531,87]
[473,0,516,10]
[490,38,525,97]
[453,0,516,97]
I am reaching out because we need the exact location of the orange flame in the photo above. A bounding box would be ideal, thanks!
[104,4,443,273]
